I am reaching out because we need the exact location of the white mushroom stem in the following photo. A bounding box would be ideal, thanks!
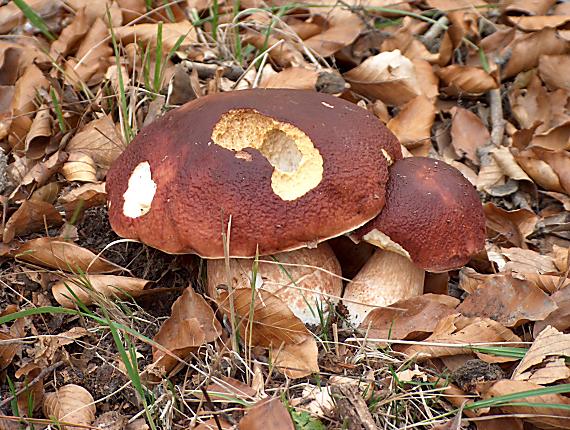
[343,249,425,326]
[207,243,343,325]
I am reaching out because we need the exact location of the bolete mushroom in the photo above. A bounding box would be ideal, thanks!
[106,89,402,323]
[344,157,486,325]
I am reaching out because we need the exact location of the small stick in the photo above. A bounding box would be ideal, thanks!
[0,361,64,408]
[488,87,505,147]
[422,16,449,47]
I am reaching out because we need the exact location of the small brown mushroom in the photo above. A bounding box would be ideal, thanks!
[344,157,486,325]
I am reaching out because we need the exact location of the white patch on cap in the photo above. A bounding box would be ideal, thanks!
[122,161,157,218]
[321,102,334,109]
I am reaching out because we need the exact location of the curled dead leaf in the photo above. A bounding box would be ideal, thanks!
[153,287,221,373]
[438,65,499,95]
[303,9,364,58]
[482,380,570,429]
[10,237,122,273]
[387,95,435,150]
[451,107,490,165]
[52,275,150,308]
[239,397,294,430]
[217,288,319,378]
[43,384,95,430]
[457,275,557,327]
[61,152,98,183]
[344,50,420,106]
[3,200,63,243]
[483,203,538,248]
[360,294,460,341]
[58,182,107,219]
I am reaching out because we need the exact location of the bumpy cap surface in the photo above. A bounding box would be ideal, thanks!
[106,89,401,257]
[354,157,486,272]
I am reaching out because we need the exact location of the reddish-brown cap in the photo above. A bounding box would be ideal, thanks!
[353,157,486,272]
[106,89,401,257]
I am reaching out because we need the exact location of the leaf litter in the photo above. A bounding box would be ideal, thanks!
[0,0,569,429]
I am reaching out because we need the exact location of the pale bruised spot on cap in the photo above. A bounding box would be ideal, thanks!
[211,109,324,201]
[122,161,157,218]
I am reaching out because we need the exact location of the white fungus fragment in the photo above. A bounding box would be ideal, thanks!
[122,161,157,218]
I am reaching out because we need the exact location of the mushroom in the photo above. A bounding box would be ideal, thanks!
[344,157,486,325]
[106,88,402,323]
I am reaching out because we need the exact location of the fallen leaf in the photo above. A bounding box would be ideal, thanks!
[360,294,460,340]
[52,275,150,308]
[58,182,107,219]
[344,49,420,106]
[534,286,570,335]
[260,67,318,90]
[475,417,523,430]
[3,200,63,243]
[217,288,319,377]
[405,314,521,361]
[457,275,557,327]
[509,16,570,32]
[25,106,53,160]
[153,287,221,372]
[11,237,122,273]
[304,9,364,57]
[115,21,197,51]
[0,330,18,368]
[501,28,569,79]
[387,95,436,149]
[483,203,538,248]
[451,107,490,164]
[15,364,44,415]
[482,380,570,429]
[239,398,294,430]
[501,247,558,275]
[0,0,60,34]
[65,115,125,173]
[43,384,96,430]
[539,54,570,90]
[438,65,499,95]
[512,326,570,382]
[61,152,98,182]
[50,8,90,58]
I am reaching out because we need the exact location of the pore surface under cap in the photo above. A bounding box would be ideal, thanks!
[355,157,486,271]
[106,89,401,257]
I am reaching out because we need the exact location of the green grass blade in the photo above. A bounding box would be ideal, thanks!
[12,0,56,41]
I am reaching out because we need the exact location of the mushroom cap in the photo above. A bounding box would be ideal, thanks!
[207,243,342,325]
[106,89,401,257]
[353,157,486,272]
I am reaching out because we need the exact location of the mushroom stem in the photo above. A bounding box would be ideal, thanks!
[343,249,425,326]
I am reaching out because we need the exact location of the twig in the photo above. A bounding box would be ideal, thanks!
[422,16,449,47]
[181,60,244,81]
[0,361,64,408]
[488,87,505,147]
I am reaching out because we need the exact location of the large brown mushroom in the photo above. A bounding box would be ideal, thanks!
[106,88,402,323]
[344,157,486,325]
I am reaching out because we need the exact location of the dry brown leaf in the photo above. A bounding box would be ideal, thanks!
[491,146,533,184]
[344,50,420,106]
[239,397,294,430]
[512,326,570,381]
[303,9,364,58]
[531,122,570,151]
[387,95,435,149]
[413,59,439,101]
[31,182,60,204]
[9,64,49,149]
[509,16,570,32]
[539,55,570,90]
[380,25,437,63]
[516,151,565,193]
[50,8,90,58]
[242,29,305,68]
[521,273,570,294]
[0,330,18,369]
[25,106,52,160]
[483,380,570,429]
[218,288,319,378]
[65,115,125,173]
[153,287,221,373]
[3,200,63,243]
[405,314,521,360]
[457,275,557,327]
[534,286,570,336]
[360,294,460,340]
[43,384,95,430]
[10,237,122,273]
[451,107,490,165]
[501,247,558,274]
[115,21,196,51]
[52,275,150,308]
[438,65,499,95]
[510,75,550,132]
[61,152,98,183]
[475,417,523,430]
[58,182,107,219]
[483,203,538,248]
[501,28,569,79]
[19,150,68,189]
[260,67,318,90]
[0,0,60,34]
[15,364,44,415]
[203,376,256,402]
[502,0,555,16]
